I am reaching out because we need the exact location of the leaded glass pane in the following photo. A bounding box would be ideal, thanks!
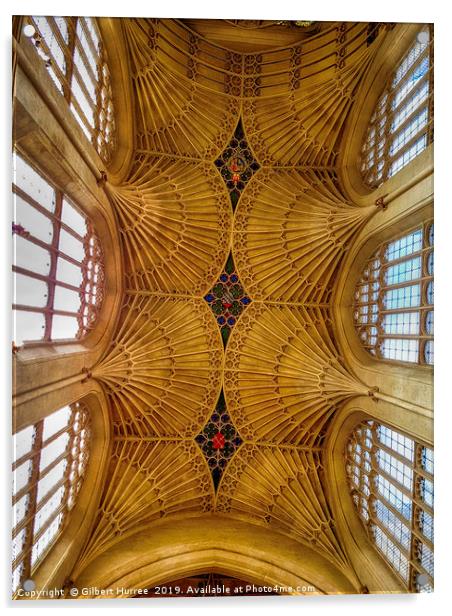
[25,16,116,162]
[347,419,434,592]
[361,27,433,187]
[353,222,433,365]
[12,404,91,592]
[12,154,105,345]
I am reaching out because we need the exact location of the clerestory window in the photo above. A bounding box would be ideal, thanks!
[353,222,433,364]
[12,402,91,594]
[12,151,104,347]
[22,16,116,164]
[346,419,433,592]
[360,26,433,187]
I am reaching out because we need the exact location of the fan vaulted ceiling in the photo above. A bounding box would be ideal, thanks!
[73,18,390,586]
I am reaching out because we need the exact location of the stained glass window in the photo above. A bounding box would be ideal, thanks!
[204,253,251,346]
[12,402,90,594]
[353,221,433,364]
[346,419,433,592]
[361,26,433,187]
[195,390,242,490]
[13,152,104,347]
[22,16,116,163]
[215,119,260,209]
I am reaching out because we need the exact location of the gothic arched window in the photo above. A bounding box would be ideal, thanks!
[12,152,104,347]
[12,402,91,593]
[360,26,433,187]
[346,419,433,592]
[22,16,116,163]
[353,221,433,364]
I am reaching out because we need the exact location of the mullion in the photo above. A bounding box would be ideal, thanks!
[369,513,411,561]
[390,47,431,112]
[13,184,85,242]
[12,305,80,320]
[13,450,68,506]
[356,302,429,311]
[379,305,432,316]
[427,27,434,144]
[14,408,76,571]
[13,475,68,539]
[13,265,83,294]
[389,129,431,172]
[379,333,430,342]
[69,84,97,135]
[390,66,430,117]
[389,70,430,120]
[348,421,434,591]
[376,439,416,468]
[64,17,78,104]
[78,17,102,68]
[371,517,431,586]
[408,444,422,589]
[388,107,431,157]
[12,231,84,270]
[29,420,78,575]
[13,502,66,571]
[72,31,99,97]
[18,420,44,584]
[71,59,98,114]
[378,277,426,292]
[372,493,412,537]
[379,87,394,182]
[376,465,418,502]
[30,18,68,94]
[13,423,73,471]
[363,34,433,187]
[371,490,432,551]
[47,191,62,340]
[380,246,427,270]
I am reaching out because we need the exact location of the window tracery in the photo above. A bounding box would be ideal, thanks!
[346,419,433,592]
[22,16,116,163]
[353,221,433,364]
[12,402,91,593]
[12,152,105,346]
[360,26,433,187]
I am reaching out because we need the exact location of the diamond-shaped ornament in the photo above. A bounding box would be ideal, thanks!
[195,390,242,490]
[204,253,251,346]
[214,118,260,210]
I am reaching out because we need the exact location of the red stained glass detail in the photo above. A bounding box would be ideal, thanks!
[212,432,225,449]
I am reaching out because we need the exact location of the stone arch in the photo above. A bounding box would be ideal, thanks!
[73,516,358,596]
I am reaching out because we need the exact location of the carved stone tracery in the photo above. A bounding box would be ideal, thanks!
[72,18,395,591]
